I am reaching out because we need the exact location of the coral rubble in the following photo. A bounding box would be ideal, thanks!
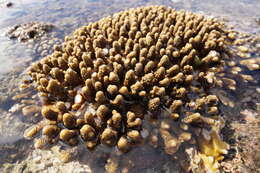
[6,22,54,42]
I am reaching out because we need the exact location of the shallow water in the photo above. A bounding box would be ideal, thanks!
[0,0,259,172]
[0,0,259,74]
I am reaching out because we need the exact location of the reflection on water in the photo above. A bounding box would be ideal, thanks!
[0,0,259,172]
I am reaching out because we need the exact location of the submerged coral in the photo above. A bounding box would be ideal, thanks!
[21,5,250,172]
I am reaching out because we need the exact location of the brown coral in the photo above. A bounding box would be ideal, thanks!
[24,6,232,171]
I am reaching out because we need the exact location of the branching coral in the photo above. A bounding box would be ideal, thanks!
[22,6,239,172]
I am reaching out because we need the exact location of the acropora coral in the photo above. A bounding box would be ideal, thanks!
[23,6,236,172]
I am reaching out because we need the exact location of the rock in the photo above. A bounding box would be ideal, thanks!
[255,18,260,25]
[6,2,13,8]
[6,22,54,42]
[22,105,40,116]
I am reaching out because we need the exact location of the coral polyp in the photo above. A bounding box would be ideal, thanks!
[23,5,240,172]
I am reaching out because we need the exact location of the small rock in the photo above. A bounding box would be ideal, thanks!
[22,105,40,116]
[6,22,54,42]
[45,161,53,167]
[9,104,23,113]
[240,109,257,122]
[58,150,73,163]
[12,92,29,100]
[6,2,13,8]
[255,18,260,25]
[52,158,60,166]
[33,156,42,163]
[228,32,236,40]
[37,163,46,171]
[238,46,249,53]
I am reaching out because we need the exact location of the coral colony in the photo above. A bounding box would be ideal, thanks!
[23,6,244,172]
